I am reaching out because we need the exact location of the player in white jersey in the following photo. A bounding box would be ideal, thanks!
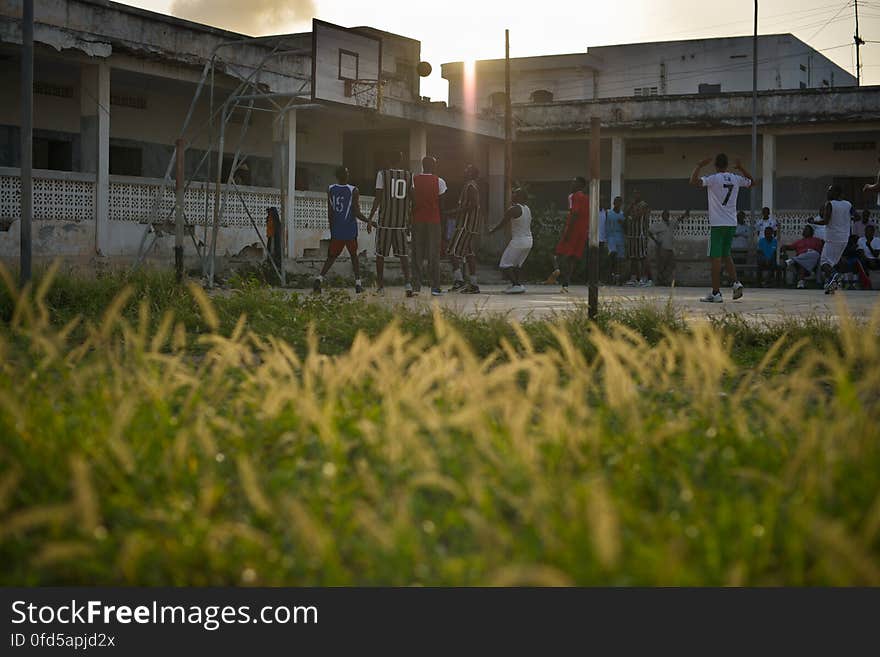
[863,156,880,210]
[810,184,853,294]
[488,188,533,294]
[690,153,754,303]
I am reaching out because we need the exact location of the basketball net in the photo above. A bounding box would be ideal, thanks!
[344,79,382,111]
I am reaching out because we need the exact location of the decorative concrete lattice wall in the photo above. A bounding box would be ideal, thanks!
[648,209,819,246]
[0,170,95,222]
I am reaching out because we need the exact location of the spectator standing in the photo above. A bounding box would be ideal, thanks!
[624,190,653,287]
[757,207,778,240]
[605,196,626,285]
[650,209,677,286]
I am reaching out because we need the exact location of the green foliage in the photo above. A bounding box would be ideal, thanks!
[1,267,877,586]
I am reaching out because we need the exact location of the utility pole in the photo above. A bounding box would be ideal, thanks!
[855,0,864,85]
[504,29,512,209]
[750,0,758,259]
[174,138,185,282]
[20,0,33,286]
[588,116,600,320]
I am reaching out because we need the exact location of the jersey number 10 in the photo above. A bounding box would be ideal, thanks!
[391,179,408,200]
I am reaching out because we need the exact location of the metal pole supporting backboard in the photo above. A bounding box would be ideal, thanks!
[20,0,34,286]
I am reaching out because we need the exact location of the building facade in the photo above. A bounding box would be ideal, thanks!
[0,0,504,270]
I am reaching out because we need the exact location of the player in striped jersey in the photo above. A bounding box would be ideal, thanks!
[368,152,414,296]
[446,164,482,294]
[313,166,372,295]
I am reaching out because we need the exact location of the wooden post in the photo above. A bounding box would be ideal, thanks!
[588,117,601,320]
[174,138,185,282]
[504,29,512,208]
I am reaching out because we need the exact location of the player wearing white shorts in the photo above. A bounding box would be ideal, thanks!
[811,184,852,294]
[488,188,532,294]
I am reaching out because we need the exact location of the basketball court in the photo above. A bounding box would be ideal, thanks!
[354,284,880,322]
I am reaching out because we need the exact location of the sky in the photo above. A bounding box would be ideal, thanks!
[131,0,879,100]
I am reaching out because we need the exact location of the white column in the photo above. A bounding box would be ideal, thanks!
[610,135,625,202]
[409,125,427,174]
[762,133,776,212]
[81,61,110,255]
[285,109,297,259]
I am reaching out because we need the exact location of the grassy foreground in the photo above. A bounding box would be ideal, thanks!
[0,267,879,586]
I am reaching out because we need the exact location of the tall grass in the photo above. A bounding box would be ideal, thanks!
[1,267,878,585]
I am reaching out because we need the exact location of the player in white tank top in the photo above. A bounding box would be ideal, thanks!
[812,185,853,294]
[489,188,533,294]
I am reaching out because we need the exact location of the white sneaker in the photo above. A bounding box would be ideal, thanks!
[503,284,516,294]
[511,284,526,294]
[625,279,638,287]
[732,281,744,300]
[640,279,654,287]
[796,279,805,289]
[700,291,723,303]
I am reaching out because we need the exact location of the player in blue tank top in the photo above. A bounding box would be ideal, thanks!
[314,166,373,295]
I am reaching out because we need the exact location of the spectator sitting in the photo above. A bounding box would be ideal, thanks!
[840,235,864,290]
[857,223,880,271]
[757,206,778,240]
[756,226,779,287]
[731,211,752,265]
[783,225,824,289]
[853,209,877,239]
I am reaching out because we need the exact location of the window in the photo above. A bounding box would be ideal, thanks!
[799,82,807,89]
[33,82,74,99]
[111,94,147,110]
[730,54,747,60]
[634,87,658,96]
[33,138,72,171]
[488,91,507,110]
[833,141,876,152]
[799,64,807,72]
[530,89,554,103]
[698,83,722,94]
[110,145,142,176]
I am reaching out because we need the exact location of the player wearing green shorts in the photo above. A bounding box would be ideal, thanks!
[690,153,754,303]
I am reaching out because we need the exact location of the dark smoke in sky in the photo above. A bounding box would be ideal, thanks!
[170,0,317,35]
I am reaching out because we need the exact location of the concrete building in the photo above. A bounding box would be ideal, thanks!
[443,34,857,111]
[0,0,503,271]
[441,36,879,283]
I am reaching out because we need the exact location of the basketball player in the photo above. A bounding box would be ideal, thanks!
[411,155,447,296]
[624,190,652,287]
[446,164,482,294]
[690,153,753,303]
[488,187,532,294]
[313,166,372,295]
[553,176,590,293]
[810,184,852,295]
[368,152,414,296]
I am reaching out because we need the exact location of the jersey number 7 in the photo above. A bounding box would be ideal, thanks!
[722,184,734,206]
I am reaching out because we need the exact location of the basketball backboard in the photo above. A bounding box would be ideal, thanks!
[312,19,383,110]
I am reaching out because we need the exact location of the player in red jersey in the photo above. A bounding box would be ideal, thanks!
[552,176,590,293]
[411,156,447,296]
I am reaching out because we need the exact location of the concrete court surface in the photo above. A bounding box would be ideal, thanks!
[351,284,880,323]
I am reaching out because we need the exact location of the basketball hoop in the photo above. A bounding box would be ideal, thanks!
[344,78,382,111]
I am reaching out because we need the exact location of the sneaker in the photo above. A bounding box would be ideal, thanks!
[700,291,723,303]
[405,284,414,298]
[796,279,805,289]
[732,281,744,300]
[560,285,570,294]
[625,278,639,287]
[312,278,322,294]
[503,284,516,294]
[544,269,561,285]
[449,280,466,292]
[511,284,526,294]
[355,283,364,294]
[640,279,654,287]
[374,287,386,297]
[460,283,481,294]
[824,273,840,295]
[430,288,444,297]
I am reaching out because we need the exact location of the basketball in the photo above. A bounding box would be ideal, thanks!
[417,61,432,77]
